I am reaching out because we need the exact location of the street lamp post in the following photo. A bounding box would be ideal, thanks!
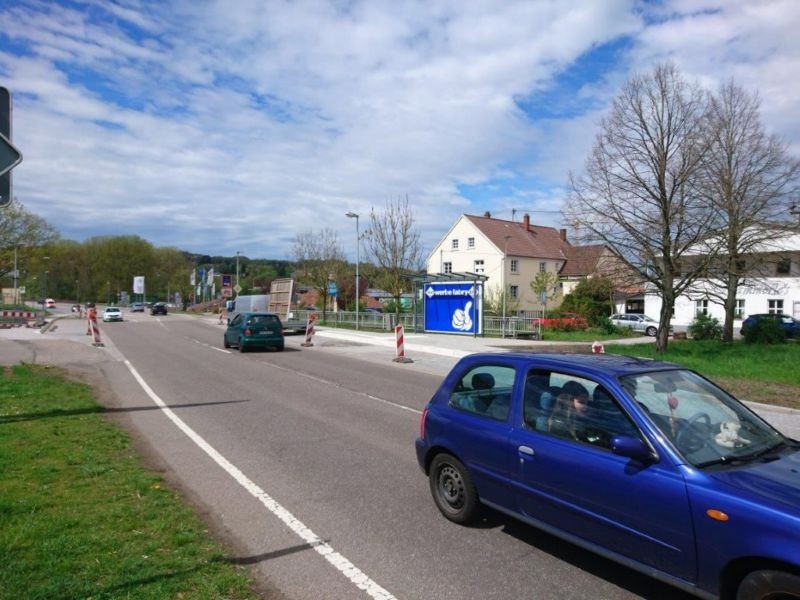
[502,235,511,338]
[345,212,360,331]
[106,281,111,305]
[42,256,50,308]
[236,251,240,294]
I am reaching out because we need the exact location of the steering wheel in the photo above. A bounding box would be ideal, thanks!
[675,412,712,454]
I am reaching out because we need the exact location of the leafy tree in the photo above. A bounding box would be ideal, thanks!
[530,271,559,313]
[566,63,714,353]
[560,276,615,326]
[0,200,58,299]
[363,196,423,320]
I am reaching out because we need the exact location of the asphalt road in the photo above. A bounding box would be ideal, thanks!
[41,311,697,599]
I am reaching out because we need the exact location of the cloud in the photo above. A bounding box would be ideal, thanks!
[1,0,798,259]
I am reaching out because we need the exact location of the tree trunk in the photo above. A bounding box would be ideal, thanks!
[656,290,674,353]
[722,278,738,343]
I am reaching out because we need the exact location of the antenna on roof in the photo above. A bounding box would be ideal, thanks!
[511,208,516,222]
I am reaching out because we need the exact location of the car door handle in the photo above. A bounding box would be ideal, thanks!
[518,445,535,457]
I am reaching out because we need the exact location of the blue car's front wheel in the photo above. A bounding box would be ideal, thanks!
[429,453,479,524]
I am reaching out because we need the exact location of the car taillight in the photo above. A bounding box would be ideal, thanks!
[419,407,429,440]
[244,329,252,336]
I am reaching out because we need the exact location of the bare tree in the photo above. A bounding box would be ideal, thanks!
[565,63,714,352]
[689,80,800,342]
[364,196,423,319]
[292,228,346,320]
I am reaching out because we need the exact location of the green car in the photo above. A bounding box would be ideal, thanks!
[224,312,285,352]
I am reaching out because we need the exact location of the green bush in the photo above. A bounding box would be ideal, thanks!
[743,317,786,345]
[560,276,615,326]
[688,313,722,341]
[598,315,622,335]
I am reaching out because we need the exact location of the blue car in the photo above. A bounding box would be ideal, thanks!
[415,353,800,600]
[741,313,800,339]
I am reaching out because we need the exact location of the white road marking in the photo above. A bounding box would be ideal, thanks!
[122,359,397,600]
[191,338,231,354]
[266,362,423,415]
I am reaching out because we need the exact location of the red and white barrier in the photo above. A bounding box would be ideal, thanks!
[87,310,104,347]
[591,340,605,354]
[301,313,317,347]
[392,324,413,363]
[1,310,35,319]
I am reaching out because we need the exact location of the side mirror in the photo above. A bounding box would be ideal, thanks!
[611,436,656,462]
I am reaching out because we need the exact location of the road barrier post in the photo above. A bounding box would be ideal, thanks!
[392,324,413,363]
[89,310,104,347]
[301,313,317,347]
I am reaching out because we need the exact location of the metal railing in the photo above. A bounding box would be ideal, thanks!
[301,309,544,338]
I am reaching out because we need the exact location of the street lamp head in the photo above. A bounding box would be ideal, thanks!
[346,211,359,219]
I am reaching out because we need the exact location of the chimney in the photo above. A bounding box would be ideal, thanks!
[484,211,491,218]
[560,228,567,242]
[523,213,530,230]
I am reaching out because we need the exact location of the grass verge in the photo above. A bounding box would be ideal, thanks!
[606,340,800,410]
[0,364,257,600]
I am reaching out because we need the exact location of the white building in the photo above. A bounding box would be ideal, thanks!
[645,231,800,326]
[426,212,639,314]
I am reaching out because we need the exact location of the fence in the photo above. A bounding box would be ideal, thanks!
[303,309,544,339]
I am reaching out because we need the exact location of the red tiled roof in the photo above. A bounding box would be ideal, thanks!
[560,244,606,276]
[464,214,570,260]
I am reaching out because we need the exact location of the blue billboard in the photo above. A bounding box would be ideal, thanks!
[423,282,482,335]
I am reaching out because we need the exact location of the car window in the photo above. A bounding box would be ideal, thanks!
[524,369,640,449]
[231,314,243,327]
[448,364,515,421]
[247,315,279,326]
[620,369,784,466]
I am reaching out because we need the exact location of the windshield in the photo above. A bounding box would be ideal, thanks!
[620,369,787,467]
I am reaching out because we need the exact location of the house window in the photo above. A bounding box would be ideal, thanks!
[695,299,709,316]
[468,237,475,249]
[451,239,459,250]
[510,259,518,273]
[539,262,546,273]
[776,257,791,275]
[735,299,745,319]
[443,261,452,274]
[768,299,784,315]
[510,285,518,299]
[473,260,484,274]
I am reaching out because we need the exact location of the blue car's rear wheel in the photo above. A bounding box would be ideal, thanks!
[429,453,479,524]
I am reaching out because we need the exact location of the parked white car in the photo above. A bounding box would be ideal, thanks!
[102,307,123,322]
[608,313,668,336]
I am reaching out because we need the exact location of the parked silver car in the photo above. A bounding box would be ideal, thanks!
[608,313,666,336]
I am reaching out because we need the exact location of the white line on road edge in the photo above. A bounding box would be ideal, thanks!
[122,359,397,600]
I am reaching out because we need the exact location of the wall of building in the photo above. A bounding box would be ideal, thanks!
[645,277,800,326]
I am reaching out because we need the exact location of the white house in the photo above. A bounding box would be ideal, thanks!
[645,231,800,326]
[426,212,639,314]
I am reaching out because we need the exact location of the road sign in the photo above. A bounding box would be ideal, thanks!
[233,284,242,294]
[0,132,22,177]
[1,86,21,208]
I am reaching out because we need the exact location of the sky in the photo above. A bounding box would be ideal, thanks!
[1,0,799,261]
